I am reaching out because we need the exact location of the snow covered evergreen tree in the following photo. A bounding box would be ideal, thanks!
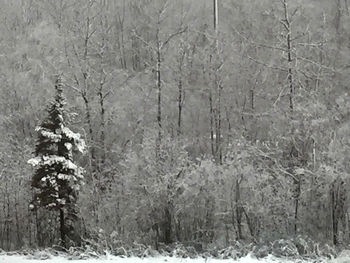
[28,77,86,247]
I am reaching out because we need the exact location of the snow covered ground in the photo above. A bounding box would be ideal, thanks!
[0,254,329,263]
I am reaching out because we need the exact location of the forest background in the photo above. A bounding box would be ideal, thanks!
[1,0,350,252]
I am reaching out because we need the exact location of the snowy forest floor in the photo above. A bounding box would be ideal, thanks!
[1,242,348,263]
[0,254,331,263]
[0,251,341,263]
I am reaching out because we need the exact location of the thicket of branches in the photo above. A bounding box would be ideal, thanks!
[1,0,350,250]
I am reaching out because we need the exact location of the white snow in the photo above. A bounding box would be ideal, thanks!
[28,155,80,172]
[65,142,72,151]
[35,126,62,142]
[61,127,79,140]
[61,127,86,153]
[28,156,41,166]
[76,140,86,153]
[0,254,324,263]
[33,126,86,154]
[57,173,71,180]
[41,130,62,142]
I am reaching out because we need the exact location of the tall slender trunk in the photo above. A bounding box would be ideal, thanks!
[282,0,294,112]
[213,0,218,31]
[81,1,97,175]
[117,0,127,69]
[177,79,183,136]
[251,88,254,110]
[98,85,106,166]
[209,91,215,158]
[35,205,42,247]
[1,192,4,249]
[15,195,21,248]
[163,206,172,244]
[5,184,10,250]
[131,36,140,70]
[335,0,342,36]
[212,0,221,163]
[330,179,346,245]
[236,178,243,240]
[331,184,338,245]
[83,93,100,225]
[177,44,186,137]
[215,83,222,164]
[82,95,97,171]
[59,208,66,248]
[294,177,301,235]
[156,43,162,161]
[83,1,92,60]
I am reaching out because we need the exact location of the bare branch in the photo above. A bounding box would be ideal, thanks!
[161,26,188,49]
[132,30,156,52]
[247,55,288,72]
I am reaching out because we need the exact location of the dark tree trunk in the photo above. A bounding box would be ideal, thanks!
[14,195,22,248]
[213,0,218,31]
[59,208,66,248]
[331,185,339,245]
[156,43,162,162]
[331,179,346,245]
[163,207,172,244]
[282,0,294,112]
[236,178,243,240]
[215,83,223,164]
[98,85,106,166]
[294,178,300,235]
[209,92,215,159]
[177,79,183,136]
[82,94,97,173]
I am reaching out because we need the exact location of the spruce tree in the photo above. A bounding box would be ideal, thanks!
[28,77,86,247]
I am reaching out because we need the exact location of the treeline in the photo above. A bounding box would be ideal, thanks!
[0,0,350,250]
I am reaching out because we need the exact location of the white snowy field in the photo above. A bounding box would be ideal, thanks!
[0,254,331,263]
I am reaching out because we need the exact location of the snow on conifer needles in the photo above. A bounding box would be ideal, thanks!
[27,77,86,247]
